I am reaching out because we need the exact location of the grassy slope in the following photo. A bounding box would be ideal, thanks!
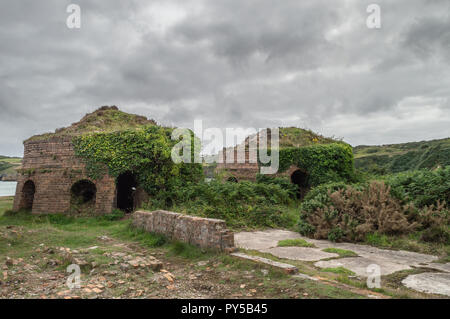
[278,127,343,148]
[353,137,450,173]
[0,157,21,176]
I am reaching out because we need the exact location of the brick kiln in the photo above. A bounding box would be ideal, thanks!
[13,106,151,215]
[215,129,309,196]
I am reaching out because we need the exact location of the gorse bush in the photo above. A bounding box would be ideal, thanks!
[298,181,419,242]
[146,180,297,229]
[298,179,450,243]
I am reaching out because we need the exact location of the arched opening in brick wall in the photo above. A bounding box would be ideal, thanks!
[227,176,238,183]
[116,171,137,213]
[291,169,309,199]
[20,180,35,210]
[70,180,97,213]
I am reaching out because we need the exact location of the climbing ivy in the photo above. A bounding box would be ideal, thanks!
[72,125,203,195]
[259,143,355,186]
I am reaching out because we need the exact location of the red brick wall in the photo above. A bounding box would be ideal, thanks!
[13,137,116,214]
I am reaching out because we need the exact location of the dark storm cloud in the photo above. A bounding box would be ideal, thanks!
[0,0,449,156]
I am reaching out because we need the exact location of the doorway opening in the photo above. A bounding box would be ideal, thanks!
[227,176,238,183]
[20,180,35,210]
[116,171,137,213]
[70,180,96,213]
[291,169,309,199]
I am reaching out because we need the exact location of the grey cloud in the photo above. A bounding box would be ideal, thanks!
[0,0,449,156]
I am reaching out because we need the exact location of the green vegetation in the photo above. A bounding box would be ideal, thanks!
[354,138,450,175]
[261,143,355,187]
[385,167,450,208]
[73,125,203,195]
[278,127,341,148]
[277,238,315,248]
[297,166,449,256]
[322,248,358,258]
[0,197,13,217]
[145,180,298,229]
[0,156,21,178]
[321,267,355,276]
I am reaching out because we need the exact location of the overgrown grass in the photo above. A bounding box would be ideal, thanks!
[321,267,355,276]
[278,238,315,248]
[146,180,300,230]
[0,197,13,217]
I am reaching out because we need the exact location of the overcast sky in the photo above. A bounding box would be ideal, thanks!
[1,0,449,157]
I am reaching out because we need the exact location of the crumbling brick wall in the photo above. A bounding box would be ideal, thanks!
[132,210,235,251]
[13,136,116,214]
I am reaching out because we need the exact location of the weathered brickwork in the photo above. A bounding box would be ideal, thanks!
[13,137,117,214]
[215,147,301,182]
[132,210,235,251]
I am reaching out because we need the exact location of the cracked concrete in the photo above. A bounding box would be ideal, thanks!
[402,273,450,296]
[234,229,449,295]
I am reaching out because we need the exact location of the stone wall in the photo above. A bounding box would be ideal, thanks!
[13,137,116,214]
[132,210,235,252]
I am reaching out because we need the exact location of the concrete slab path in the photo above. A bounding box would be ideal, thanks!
[235,229,450,296]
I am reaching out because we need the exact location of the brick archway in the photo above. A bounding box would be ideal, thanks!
[70,180,97,212]
[227,176,238,183]
[19,180,36,210]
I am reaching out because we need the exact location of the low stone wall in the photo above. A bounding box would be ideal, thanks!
[132,210,235,252]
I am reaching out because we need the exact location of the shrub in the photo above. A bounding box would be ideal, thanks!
[298,181,419,242]
[255,174,298,197]
[386,166,450,208]
[145,180,297,229]
[98,209,125,221]
[416,201,450,244]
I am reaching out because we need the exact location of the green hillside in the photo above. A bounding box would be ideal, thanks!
[0,156,22,180]
[353,137,450,174]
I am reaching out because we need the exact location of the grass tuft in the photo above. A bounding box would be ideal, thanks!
[322,248,358,258]
[277,238,315,248]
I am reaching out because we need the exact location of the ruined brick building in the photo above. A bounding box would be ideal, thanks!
[215,129,309,195]
[13,106,153,215]
[215,127,346,198]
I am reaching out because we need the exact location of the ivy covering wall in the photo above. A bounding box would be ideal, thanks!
[72,125,203,195]
[260,143,355,186]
